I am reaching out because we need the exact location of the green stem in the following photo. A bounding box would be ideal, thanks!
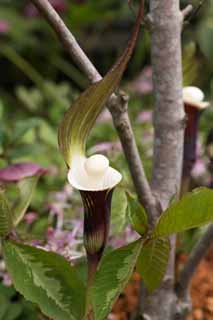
[0,45,45,91]
[52,58,88,89]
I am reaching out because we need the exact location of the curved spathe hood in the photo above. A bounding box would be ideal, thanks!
[183,86,210,109]
[67,154,122,191]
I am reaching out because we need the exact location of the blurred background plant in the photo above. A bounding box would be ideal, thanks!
[0,0,212,319]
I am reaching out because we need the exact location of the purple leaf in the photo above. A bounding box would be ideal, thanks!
[0,163,47,182]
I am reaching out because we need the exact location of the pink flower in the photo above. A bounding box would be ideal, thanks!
[191,159,206,178]
[136,111,152,124]
[89,141,122,154]
[0,20,10,34]
[24,212,38,224]
[97,109,112,123]
[130,66,153,95]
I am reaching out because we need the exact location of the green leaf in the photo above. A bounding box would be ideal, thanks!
[111,188,128,234]
[3,240,86,320]
[3,304,22,320]
[152,188,213,238]
[12,175,40,226]
[126,193,148,236]
[58,3,144,166]
[136,238,170,293]
[0,192,13,237]
[198,19,213,66]
[0,293,9,319]
[13,118,42,142]
[90,239,143,320]
[182,42,198,86]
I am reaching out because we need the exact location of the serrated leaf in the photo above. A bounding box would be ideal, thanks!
[3,240,86,320]
[136,238,170,293]
[111,188,128,234]
[58,2,144,166]
[90,239,143,320]
[152,188,213,238]
[126,193,148,236]
[12,175,40,226]
[0,192,13,237]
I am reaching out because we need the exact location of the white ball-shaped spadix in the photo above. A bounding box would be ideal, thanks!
[68,153,122,191]
[183,86,209,109]
[84,154,109,176]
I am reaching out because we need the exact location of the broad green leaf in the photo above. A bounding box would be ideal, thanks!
[58,2,144,166]
[3,241,86,320]
[12,175,40,226]
[0,192,13,237]
[126,193,148,236]
[152,188,213,238]
[90,239,143,320]
[136,238,170,293]
[111,188,128,234]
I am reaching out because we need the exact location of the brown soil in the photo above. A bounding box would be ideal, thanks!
[111,247,213,320]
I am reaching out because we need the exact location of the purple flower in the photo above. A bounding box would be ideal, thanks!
[191,159,206,178]
[89,141,122,154]
[136,111,152,124]
[24,212,38,224]
[96,109,112,123]
[0,20,10,34]
[0,162,47,182]
[130,66,153,95]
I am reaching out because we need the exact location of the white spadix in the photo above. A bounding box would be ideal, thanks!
[183,86,210,109]
[84,155,109,176]
[67,154,122,191]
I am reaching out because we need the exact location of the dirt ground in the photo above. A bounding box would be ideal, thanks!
[110,247,213,320]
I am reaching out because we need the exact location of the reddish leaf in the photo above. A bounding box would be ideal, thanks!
[0,163,47,182]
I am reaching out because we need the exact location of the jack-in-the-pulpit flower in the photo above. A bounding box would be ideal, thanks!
[58,0,144,281]
[182,86,210,193]
[68,153,121,279]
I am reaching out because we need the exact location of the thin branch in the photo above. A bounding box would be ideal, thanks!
[30,0,157,223]
[176,223,213,300]
[31,0,100,83]
[181,4,193,20]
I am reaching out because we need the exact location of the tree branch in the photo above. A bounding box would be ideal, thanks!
[176,223,213,300]
[181,4,193,21]
[30,0,157,224]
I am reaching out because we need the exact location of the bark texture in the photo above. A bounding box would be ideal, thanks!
[140,1,185,319]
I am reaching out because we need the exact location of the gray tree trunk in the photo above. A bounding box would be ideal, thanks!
[140,1,185,319]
